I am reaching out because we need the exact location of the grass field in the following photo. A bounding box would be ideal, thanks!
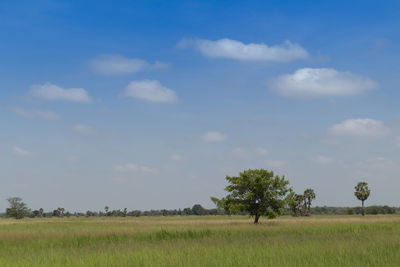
[0,215,399,266]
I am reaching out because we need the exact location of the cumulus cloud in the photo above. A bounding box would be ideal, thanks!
[73,124,96,135]
[113,163,158,174]
[179,38,308,62]
[123,80,178,103]
[89,54,168,75]
[12,107,61,120]
[169,154,183,161]
[30,83,91,103]
[201,131,227,143]
[329,118,389,137]
[13,146,34,157]
[269,68,377,98]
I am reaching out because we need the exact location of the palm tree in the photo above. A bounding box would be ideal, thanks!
[303,188,316,216]
[354,182,370,216]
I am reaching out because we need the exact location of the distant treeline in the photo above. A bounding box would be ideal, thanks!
[309,205,398,215]
[0,204,225,218]
[1,204,398,218]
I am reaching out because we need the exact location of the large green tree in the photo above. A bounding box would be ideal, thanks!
[354,182,370,216]
[221,169,290,224]
[6,197,30,219]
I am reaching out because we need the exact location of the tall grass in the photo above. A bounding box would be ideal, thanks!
[0,215,399,266]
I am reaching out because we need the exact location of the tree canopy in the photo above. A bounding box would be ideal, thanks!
[6,197,30,219]
[221,169,290,223]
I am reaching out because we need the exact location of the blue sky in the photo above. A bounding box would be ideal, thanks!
[1,0,400,211]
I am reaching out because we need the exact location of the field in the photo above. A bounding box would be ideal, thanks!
[0,215,399,266]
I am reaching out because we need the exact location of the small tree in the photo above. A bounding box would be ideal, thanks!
[354,182,370,216]
[53,207,65,217]
[6,197,30,219]
[192,204,207,215]
[287,188,316,216]
[286,191,296,215]
[221,169,290,224]
[303,188,316,216]
[60,207,65,217]
[183,207,192,215]
[210,196,226,214]
[287,192,305,216]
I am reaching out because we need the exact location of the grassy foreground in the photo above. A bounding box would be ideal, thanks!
[0,215,399,266]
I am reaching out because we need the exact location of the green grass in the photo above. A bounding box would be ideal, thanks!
[0,215,399,266]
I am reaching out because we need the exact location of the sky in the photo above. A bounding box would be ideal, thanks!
[1,0,400,212]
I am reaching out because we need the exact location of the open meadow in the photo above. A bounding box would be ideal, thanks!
[0,215,399,266]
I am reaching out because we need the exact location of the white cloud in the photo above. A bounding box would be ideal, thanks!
[12,107,61,120]
[13,146,34,157]
[73,124,96,135]
[313,155,334,164]
[89,54,168,76]
[169,154,183,161]
[179,38,308,62]
[113,163,158,174]
[269,68,377,98]
[201,131,227,143]
[264,159,288,169]
[123,80,178,103]
[30,83,91,103]
[329,118,389,137]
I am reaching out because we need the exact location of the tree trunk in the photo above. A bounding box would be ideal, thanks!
[254,214,260,224]
[362,200,365,216]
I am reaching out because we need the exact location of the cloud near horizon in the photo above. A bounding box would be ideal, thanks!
[269,68,377,98]
[123,80,178,103]
[329,118,389,137]
[30,83,92,103]
[179,38,309,62]
[89,54,168,76]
